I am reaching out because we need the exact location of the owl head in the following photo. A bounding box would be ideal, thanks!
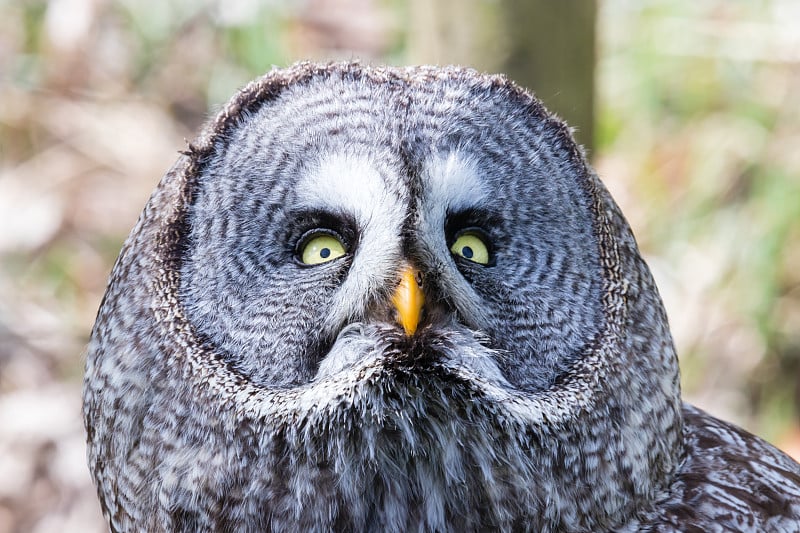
[85,62,683,531]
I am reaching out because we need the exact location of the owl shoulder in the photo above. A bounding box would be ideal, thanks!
[628,404,800,531]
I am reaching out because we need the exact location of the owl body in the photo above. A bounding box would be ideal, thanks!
[84,63,800,532]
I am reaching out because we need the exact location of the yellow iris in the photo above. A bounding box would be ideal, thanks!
[450,232,490,265]
[301,234,346,265]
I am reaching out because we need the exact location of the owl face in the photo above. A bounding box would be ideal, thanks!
[86,64,684,531]
[181,72,604,393]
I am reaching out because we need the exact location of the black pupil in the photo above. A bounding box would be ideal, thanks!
[320,248,331,259]
[462,246,474,259]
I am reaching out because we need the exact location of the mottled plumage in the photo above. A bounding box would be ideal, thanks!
[83,62,800,532]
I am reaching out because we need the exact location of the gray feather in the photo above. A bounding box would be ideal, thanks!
[84,62,800,532]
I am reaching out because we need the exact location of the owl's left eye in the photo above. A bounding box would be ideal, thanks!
[299,231,347,265]
[450,230,491,265]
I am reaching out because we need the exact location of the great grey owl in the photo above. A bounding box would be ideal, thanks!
[83,62,800,532]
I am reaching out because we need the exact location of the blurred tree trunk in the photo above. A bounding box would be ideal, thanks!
[407,0,596,156]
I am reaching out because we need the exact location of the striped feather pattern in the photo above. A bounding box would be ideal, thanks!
[83,62,800,532]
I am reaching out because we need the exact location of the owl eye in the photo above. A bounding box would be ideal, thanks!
[299,232,347,265]
[450,231,491,265]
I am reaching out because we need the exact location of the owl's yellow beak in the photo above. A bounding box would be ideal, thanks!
[392,266,425,336]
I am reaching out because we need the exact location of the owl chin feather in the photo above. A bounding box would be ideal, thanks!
[313,321,509,385]
[279,372,543,531]
[200,323,649,532]
[250,325,605,531]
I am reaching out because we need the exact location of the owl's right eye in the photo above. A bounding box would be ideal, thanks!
[450,231,491,265]
[298,231,347,265]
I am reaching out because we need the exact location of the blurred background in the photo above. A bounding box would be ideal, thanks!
[1,0,798,530]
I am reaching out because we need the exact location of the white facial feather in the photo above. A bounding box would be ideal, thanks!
[296,153,407,333]
[418,152,494,329]
[425,151,491,214]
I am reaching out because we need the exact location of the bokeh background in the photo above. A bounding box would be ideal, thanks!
[1,0,798,530]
